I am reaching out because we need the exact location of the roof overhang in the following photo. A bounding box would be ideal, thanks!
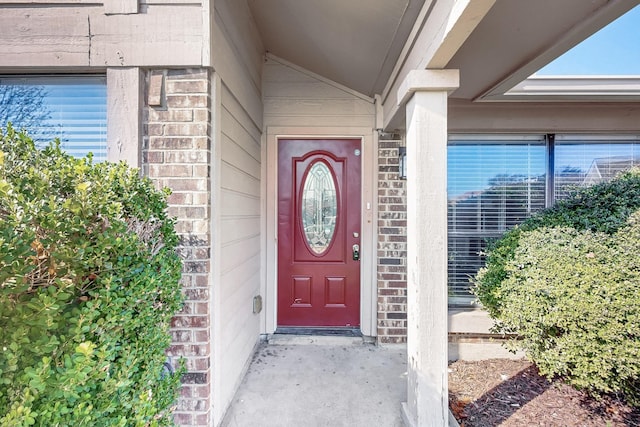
[248,0,427,97]
[485,75,640,102]
[247,0,640,128]
[448,0,640,101]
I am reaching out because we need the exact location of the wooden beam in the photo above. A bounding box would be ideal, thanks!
[107,67,142,166]
[381,0,494,130]
[0,7,90,67]
[428,0,496,68]
[0,4,204,68]
[104,0,138,15]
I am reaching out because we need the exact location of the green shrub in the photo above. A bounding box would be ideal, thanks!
[494,215,640,404]
[0,125,184,426]
[475,168,640,317]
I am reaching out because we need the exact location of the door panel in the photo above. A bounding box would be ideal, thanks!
[278,139,361,327]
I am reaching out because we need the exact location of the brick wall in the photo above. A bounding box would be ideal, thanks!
[377,133,408,344]
[142,68,211,426]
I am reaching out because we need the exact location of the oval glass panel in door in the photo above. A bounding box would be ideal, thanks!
[301,161,337,254]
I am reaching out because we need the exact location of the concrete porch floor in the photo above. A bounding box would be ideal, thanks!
[221,336,408,427]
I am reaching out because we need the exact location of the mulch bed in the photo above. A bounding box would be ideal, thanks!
[448,359,640,427]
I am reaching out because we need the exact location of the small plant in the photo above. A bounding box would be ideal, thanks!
[0,125,184,426]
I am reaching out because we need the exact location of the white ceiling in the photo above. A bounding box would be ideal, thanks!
[248,0,426,97]
[248,0,640,101]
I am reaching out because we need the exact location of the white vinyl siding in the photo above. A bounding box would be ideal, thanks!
[0,75,106,161]
[263,59,375,129]
[211,0,264,424]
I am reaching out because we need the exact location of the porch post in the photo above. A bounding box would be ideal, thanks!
[399,70,459,427]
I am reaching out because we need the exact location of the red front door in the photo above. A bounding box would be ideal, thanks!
[277,139,361,327]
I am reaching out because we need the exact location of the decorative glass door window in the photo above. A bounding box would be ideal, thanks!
[301,161,337,254]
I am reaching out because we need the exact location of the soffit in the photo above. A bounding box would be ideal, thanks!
[247,0,638,103]
[247,0,426,98]
[447,0,640,101]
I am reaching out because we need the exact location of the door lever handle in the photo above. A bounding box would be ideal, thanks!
[352,244,360,261]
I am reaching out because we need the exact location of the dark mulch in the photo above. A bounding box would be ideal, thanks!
[448,359,640,427]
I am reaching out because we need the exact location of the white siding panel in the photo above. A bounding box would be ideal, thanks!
[212,11,262,128]
[221,189,259,220]
[221,106,260,162]
[221,163,260,198]
[218,285,260,418]
[263,82,362,99]
[263,59,376,130]
[264,98,374,117]
[263,115,375,128]
[221,139,260,180]
[221,217,260,246]
[221,265,260,316]
[263,62,319,84]
[214,0,263,91]
[221,85,261,141]
[212,1,263,423]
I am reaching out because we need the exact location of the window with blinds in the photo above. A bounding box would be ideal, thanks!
[554,135,640,200]
[447,135,547,305]
[0,75,107,161]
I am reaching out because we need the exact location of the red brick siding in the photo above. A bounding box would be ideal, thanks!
[142,68,211,426]
[377,135,408,344]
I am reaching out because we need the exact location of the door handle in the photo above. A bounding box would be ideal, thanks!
[352,244,360,261]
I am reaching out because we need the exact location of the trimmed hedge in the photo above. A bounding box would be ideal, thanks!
[474,168,640,318]
[474,168,640,405]
[0,126,184,426]
[495,217,640,403]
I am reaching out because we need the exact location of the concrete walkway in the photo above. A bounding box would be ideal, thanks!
[221,336,408,427]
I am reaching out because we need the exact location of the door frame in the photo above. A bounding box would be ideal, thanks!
[263,126,378,336]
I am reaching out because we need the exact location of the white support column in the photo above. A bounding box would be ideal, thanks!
[399,70,459,427]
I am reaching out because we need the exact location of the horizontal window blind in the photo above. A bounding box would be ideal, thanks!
[447,136,547,305]
[0,75,107,161]
[554,136,640,200]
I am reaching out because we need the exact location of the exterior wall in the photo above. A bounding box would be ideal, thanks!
[376,134,408,344]
[211,0,264,424]
[261,57,378,336]
[142,68,212,426]
[0,1,208,68]
[263,58,375,129]
[448,100,640,133]
[212,81,262,425]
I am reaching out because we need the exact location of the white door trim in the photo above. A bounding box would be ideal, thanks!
[262,126,378,336]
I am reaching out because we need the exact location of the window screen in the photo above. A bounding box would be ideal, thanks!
[447,135,547,305]
[0,75,107,161]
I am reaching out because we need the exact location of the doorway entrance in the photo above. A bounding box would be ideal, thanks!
[277,139,362,327]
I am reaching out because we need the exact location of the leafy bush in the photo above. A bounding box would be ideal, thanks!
[0,126,184,426]
[494,215,640,404]
[475,168,640,317]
